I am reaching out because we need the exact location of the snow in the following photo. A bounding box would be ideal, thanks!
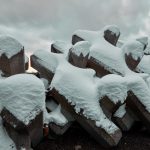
[74,25,120,42]
[136,36,148,48]
[74,27,131,75]
[0,117,16,150]
[74,27,148,76]
[98,74,128,104]
[41,78,49,89]
[44,105,68,126]
[18,26,150,136]
[0,74,45,125]
[71,41,91,57]
[90,38,128,75]
[121,39,145,61]
[136,55,150,74]
[99,73,150,113]
[41,46,150,132]
[146,77,150,89]
[46,99,74,122]
[136,73,150,82]
[50,60,123,134]
[0,35,23,58]
[98,73,150,113]
[30,27,150,133]
[102,25,120,36]
[144,38,150,54]
[117,40,124,48]
[45,51,150,126]
[126,74,150,112]
[99,72,150,112]
[74,29,100,43]
[46,100,58,111]
[0,70,67,129]
[114,104,126,118]
[32,50,64,73]
[52,40,71,56]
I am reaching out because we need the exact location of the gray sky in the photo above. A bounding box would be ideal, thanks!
[0,0,150,52]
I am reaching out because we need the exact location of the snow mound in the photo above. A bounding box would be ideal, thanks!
[0,35,23,58]
[114,104,126,118]
[71,41,91,57]
[33,50,64,73]
[50,60,122,134]
[146,77,150,88]
[136,36,148,48]
[121,39,145,61]
[90,37,128,75]
[126,74,150,112]
[52,40,71,55]
[117,40,124,48]
[74,27,131,75]
[0,74,45,125]
[41,78,49,89]
[136,55,150,74]
[103,25,120,36]
[44,105,68,126]
[98,74,128,104]
[144,38,150,54]
[73,27,149,75]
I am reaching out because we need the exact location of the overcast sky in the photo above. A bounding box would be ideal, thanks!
[0,0,150,52]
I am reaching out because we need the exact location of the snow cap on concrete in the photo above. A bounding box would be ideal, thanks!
[50,60,120,134]
[136,55,150,74]
[122,39,146,61]
[33,50,64,73]
[0,35,23,58]
[98,74,128,104]
[52,40,72,54]
[136,36,148,48]
[44,105,68,126]
[0,74,45,125]
[71,41,91,57]
[103,25,120,36]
